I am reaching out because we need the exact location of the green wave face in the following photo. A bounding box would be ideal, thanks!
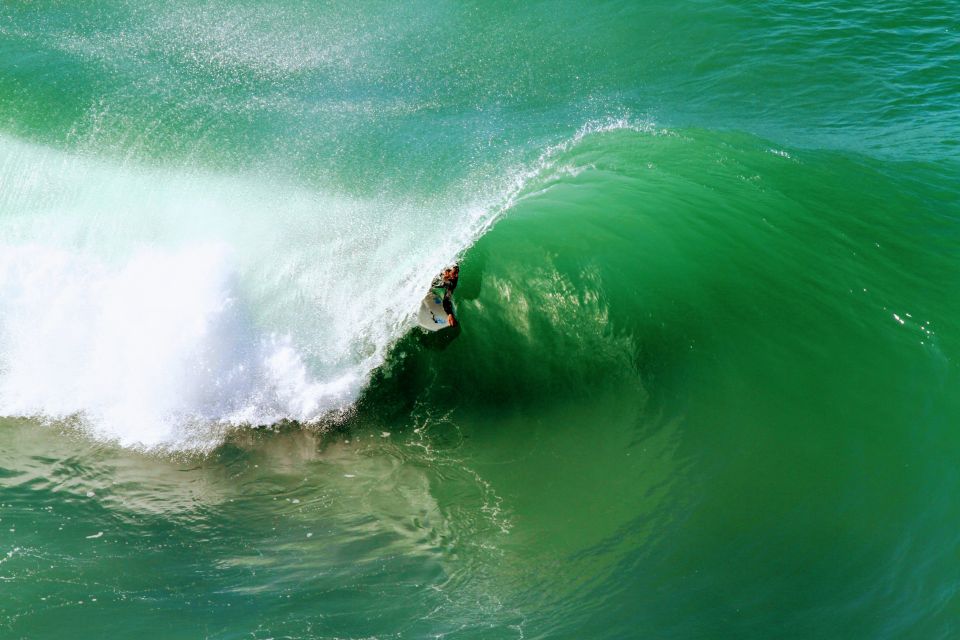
[2,1,959,638]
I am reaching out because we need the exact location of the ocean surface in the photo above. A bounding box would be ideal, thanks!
[1,1,958,638]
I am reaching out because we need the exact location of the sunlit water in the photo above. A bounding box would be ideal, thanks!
[1,1,958,638]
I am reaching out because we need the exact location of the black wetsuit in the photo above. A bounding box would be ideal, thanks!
[433,273,458,316]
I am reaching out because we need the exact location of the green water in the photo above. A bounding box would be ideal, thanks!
[1,1,959,638]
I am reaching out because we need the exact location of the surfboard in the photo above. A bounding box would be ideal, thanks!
[417,287,453,331]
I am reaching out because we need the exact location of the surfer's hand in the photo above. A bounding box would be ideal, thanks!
[447,314,457,327]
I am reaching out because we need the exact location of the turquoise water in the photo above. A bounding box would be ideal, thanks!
[1,1,959,638]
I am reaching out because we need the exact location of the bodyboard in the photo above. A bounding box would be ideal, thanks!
[417,287,453,332]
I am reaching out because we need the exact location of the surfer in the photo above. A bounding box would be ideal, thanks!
[433,264,459,327]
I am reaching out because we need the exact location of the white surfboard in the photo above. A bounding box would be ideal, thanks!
[417,287,453,331]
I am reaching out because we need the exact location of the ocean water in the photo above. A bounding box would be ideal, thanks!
[1,1,958,638]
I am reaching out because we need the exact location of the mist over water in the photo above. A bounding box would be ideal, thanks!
[2,1,959,638]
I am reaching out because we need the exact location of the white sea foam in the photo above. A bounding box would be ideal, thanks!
[0,241,363,448]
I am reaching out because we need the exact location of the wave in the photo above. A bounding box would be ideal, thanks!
[2,116,954,449]
[0,121,655,448]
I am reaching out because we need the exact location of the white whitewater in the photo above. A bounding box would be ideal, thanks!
[0,135,484,448]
